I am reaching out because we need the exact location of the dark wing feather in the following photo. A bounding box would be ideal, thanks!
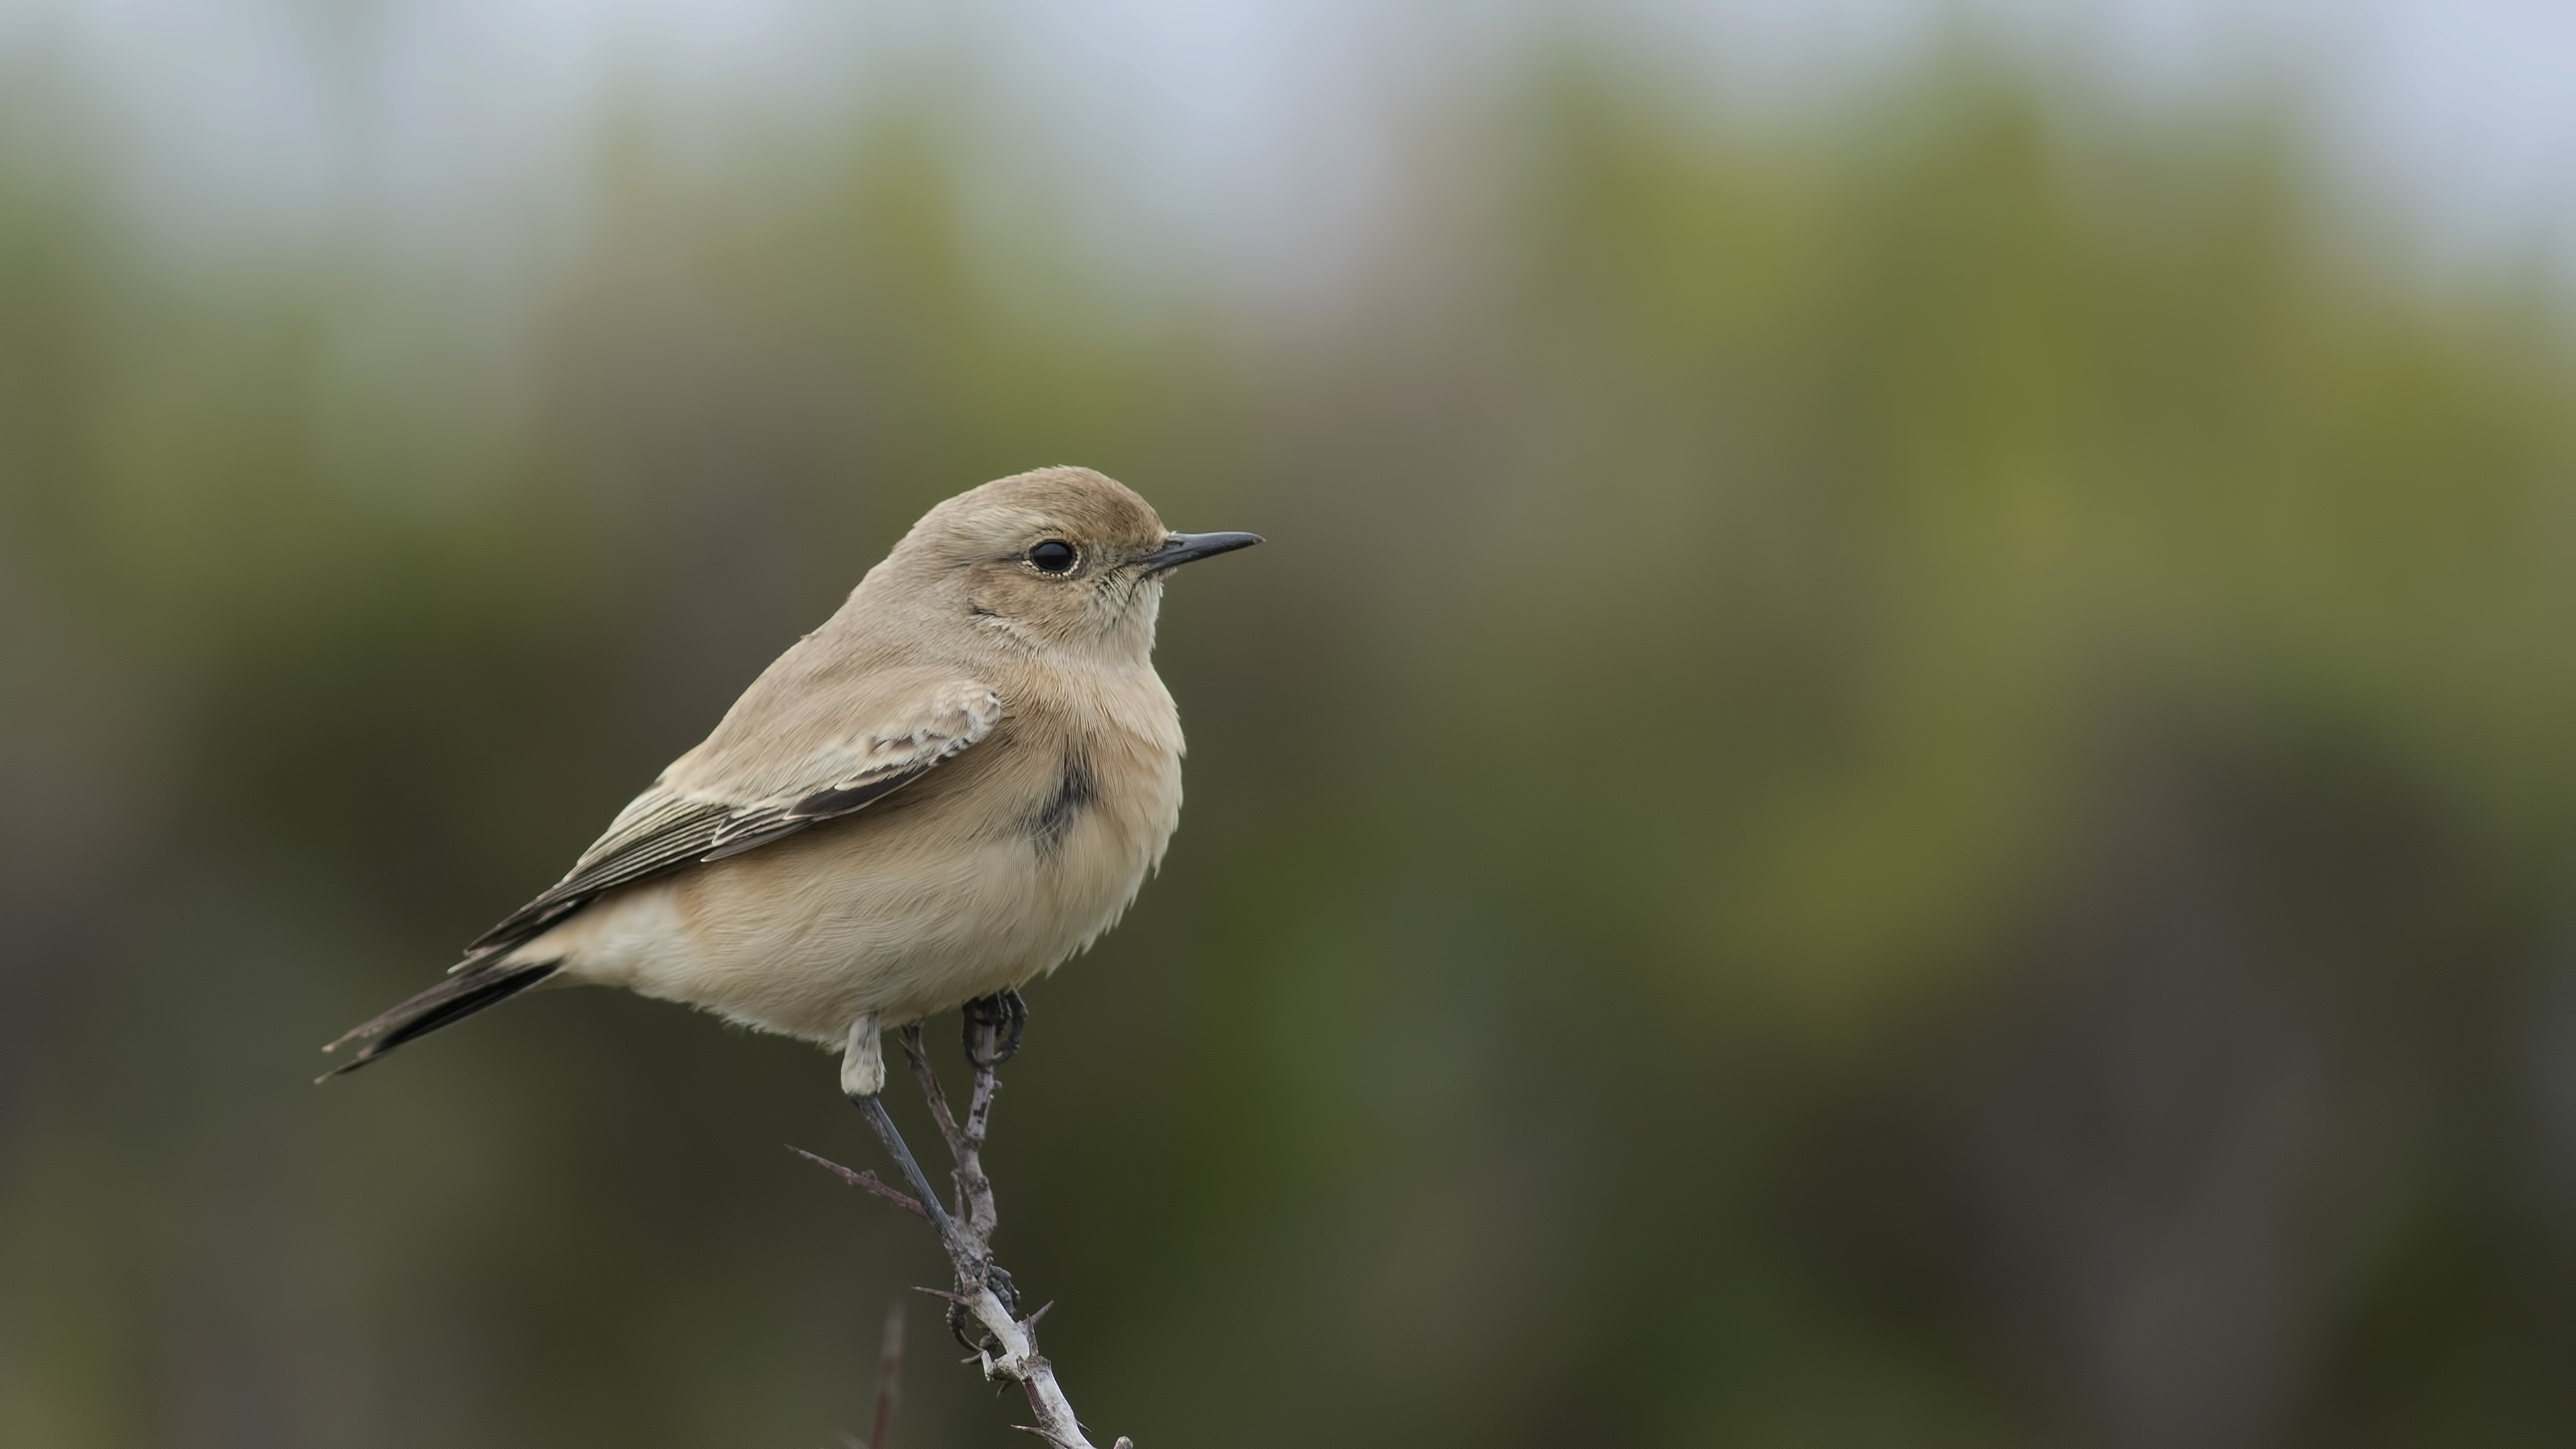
[699,771,922,861]
[466,794,740,951]
[466,682,1001,956]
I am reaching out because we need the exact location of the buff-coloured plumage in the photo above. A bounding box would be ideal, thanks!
[323,466,1258,1095]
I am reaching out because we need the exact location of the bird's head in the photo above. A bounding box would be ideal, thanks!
[877,466,1260,665]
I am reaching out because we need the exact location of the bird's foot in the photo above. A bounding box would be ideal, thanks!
[949,1259,1022,1353]
[961,989,1028,1069]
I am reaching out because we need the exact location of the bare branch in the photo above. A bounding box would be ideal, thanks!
[788,1146,928,1220]
[867,1299,905,1449]
[822,1018,1122,1448]
[900,1022,1002,1254]
[898,1025,967,1161]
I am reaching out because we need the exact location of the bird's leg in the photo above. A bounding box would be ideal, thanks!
[843,1014,966,1255]
[851,1092,962,1248]
[961,988,1028,1069]
[840,1011,889,1097]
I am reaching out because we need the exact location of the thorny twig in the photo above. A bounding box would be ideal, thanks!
[798,1017,1130,1449]
[790,1146,928,1220]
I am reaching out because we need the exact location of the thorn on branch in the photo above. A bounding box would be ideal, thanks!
[788,1144,928,1220]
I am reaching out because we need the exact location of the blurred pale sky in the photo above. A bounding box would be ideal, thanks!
[7,0,2575,292]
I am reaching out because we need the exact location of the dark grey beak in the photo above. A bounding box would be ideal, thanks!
[1136,531,1263,575]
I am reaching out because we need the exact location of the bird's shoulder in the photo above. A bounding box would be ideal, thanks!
[665,653,1006,804]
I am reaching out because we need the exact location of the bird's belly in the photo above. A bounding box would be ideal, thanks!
[534,795,1170,1047]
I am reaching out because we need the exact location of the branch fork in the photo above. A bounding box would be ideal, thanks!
[796,1014,1131,1449]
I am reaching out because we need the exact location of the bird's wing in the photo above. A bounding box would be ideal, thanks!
[466,678,1002,955]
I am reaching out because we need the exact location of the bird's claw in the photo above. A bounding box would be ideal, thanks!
[961,989,1028,1069]
[947,1260,1021,1353]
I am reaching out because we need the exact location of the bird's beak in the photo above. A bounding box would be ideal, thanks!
[1136,531,1263,575]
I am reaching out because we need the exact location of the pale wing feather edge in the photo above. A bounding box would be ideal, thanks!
[464,683,1002,955]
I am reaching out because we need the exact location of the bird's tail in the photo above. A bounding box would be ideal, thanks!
[317,958,559,1081]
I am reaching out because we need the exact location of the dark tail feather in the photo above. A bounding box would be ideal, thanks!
[317,959,559,1081]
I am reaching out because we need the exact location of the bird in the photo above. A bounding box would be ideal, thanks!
[321,466,1259,1186]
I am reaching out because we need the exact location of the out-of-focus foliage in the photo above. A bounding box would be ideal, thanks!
[6,41,2576,1449]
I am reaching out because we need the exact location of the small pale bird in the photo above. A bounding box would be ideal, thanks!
[322,467,1258,1142]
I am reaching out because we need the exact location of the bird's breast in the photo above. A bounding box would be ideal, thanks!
[1015,669,1185,938]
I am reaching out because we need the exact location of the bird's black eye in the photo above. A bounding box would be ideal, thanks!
[1027,539,1078,574]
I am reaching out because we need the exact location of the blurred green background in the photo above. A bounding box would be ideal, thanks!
[7,4,2576,1446]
